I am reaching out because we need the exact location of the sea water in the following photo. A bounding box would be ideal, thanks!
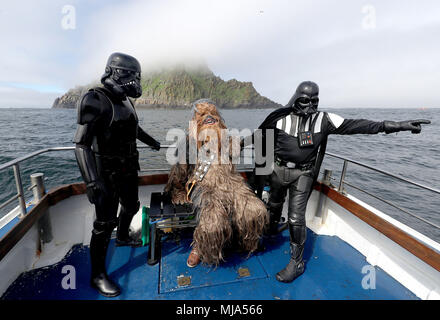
[0,107,438,241]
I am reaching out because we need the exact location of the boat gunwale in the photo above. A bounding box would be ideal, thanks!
[315,183,440,272]
[0,173,439,274]
[0,174,169,262]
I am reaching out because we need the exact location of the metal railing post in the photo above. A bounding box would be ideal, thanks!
[316,168,331,224]
[323,169,333,186]
[13,164,26,218]
[31,173,53,243]
[338,160,348,193]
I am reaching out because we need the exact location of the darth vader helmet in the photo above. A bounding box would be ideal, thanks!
[287,81,319,116]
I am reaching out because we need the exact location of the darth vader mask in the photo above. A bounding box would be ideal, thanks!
[101,52,142,98]
[287,81,319,116]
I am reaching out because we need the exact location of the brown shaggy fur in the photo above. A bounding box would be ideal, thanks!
[164,102,268,265]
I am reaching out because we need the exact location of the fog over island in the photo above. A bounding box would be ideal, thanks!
[51,63,282,109]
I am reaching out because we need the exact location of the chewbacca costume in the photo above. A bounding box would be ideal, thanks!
[164,99,268,266]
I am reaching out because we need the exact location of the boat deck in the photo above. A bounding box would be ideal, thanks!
[1,227,417,300]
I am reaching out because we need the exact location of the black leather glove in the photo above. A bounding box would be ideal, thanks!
[383,119,431,134]
[86,180,108,204]
[151,141,161,151]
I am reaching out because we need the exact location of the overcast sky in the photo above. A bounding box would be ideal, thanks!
[1,0,439,108]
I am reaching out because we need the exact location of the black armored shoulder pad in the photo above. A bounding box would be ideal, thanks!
[76,88,111,125]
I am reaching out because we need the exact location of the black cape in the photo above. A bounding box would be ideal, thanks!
[258,106,294,130]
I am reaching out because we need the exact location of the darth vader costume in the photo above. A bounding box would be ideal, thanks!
[251,81,430,283]
[74,52,161,297]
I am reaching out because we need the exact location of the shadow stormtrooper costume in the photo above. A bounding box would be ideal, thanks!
[256,81,430,283]
[74,52,161,297]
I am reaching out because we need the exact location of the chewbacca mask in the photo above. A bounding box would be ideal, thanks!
[164,99,268,265]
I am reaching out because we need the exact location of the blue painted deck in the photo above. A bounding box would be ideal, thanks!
[1,229,417,300]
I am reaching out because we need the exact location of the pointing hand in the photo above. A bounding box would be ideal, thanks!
[383,119,431,134]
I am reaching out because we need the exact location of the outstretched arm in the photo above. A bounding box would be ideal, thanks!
[137,126,161,150]
[326,112,430,135]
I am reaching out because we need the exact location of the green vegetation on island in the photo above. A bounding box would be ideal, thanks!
[52,64,280,109]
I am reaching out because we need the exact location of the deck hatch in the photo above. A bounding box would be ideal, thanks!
[238,267,250,278]
[177,275,191,287]
[159,238,268,294]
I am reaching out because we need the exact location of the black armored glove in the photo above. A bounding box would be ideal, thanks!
[86,180,108,204]
[383,119,431,134]
[151,141,161,151]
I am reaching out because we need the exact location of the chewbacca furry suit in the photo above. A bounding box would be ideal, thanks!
[164,100,268,265]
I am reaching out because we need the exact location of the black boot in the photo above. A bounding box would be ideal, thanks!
[115,235,142,247]
[91,272,121,297]
[275,243,305,283]
[276,224,306,283]
[116,206,142,247]
[90,226,121,297]
[265,201,284,236]
[266,219,288,236]
[255,238,266,253]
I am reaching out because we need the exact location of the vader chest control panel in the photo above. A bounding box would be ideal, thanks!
[298,131,314,147]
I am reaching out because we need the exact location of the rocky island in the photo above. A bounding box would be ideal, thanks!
[52,64,281,109]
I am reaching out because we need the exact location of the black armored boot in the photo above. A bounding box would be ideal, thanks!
[115,204,142,247]
[276,224,306,283]
[90,222,121,297]
[265,200,284,236]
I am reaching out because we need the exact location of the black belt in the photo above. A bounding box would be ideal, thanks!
[94,142,138,156]
[94,152,139,173]
[275,157,314,171]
